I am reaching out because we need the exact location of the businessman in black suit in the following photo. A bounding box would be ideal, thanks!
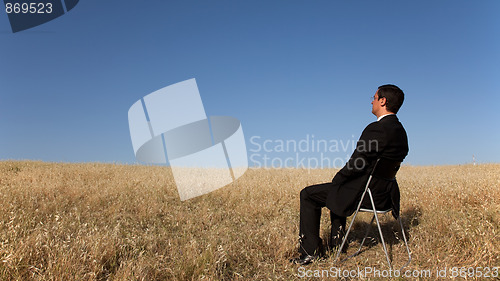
[290,84,409,265]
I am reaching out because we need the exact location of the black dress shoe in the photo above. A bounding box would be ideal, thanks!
[289,254,317,265]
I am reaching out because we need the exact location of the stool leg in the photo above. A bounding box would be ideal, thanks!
[373,211,391,268]
[367,189,392,268]
[334,208,358,262]
[335,177,374,263]
[348,215,375,259]
[398,216,412,270]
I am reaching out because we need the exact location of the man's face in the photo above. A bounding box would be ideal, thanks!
[371,90,385,116]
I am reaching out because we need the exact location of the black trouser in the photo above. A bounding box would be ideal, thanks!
[299,182,346,256]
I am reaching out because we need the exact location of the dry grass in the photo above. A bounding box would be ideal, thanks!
[0,161,498,280]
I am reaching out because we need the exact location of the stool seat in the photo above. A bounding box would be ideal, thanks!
[359,208,392,214]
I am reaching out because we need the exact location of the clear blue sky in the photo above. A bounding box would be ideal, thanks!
[1,0,499,166]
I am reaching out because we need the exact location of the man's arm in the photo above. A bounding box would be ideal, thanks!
[332,122,386,184]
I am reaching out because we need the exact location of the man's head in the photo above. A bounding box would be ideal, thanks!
[371,84,405,117]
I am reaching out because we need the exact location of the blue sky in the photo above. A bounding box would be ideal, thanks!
[1,0,499,166]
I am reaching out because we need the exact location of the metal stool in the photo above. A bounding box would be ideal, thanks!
[334,158,411,269]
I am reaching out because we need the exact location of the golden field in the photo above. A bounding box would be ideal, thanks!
[0,161,499,280]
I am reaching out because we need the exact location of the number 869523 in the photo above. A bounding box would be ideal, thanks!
[5,2,53,14]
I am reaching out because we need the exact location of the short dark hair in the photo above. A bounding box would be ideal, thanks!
[377,84,405,114]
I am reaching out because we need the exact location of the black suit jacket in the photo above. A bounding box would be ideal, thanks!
[326,115,409,218]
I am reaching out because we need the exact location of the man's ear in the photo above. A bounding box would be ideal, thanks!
[380,97,387,107]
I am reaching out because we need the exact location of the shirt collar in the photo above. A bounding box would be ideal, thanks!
[377,114,395,122]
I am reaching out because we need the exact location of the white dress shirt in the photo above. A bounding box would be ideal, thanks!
[377,114,395,122]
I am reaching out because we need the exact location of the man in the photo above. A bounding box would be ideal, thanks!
[291,84,409,265]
